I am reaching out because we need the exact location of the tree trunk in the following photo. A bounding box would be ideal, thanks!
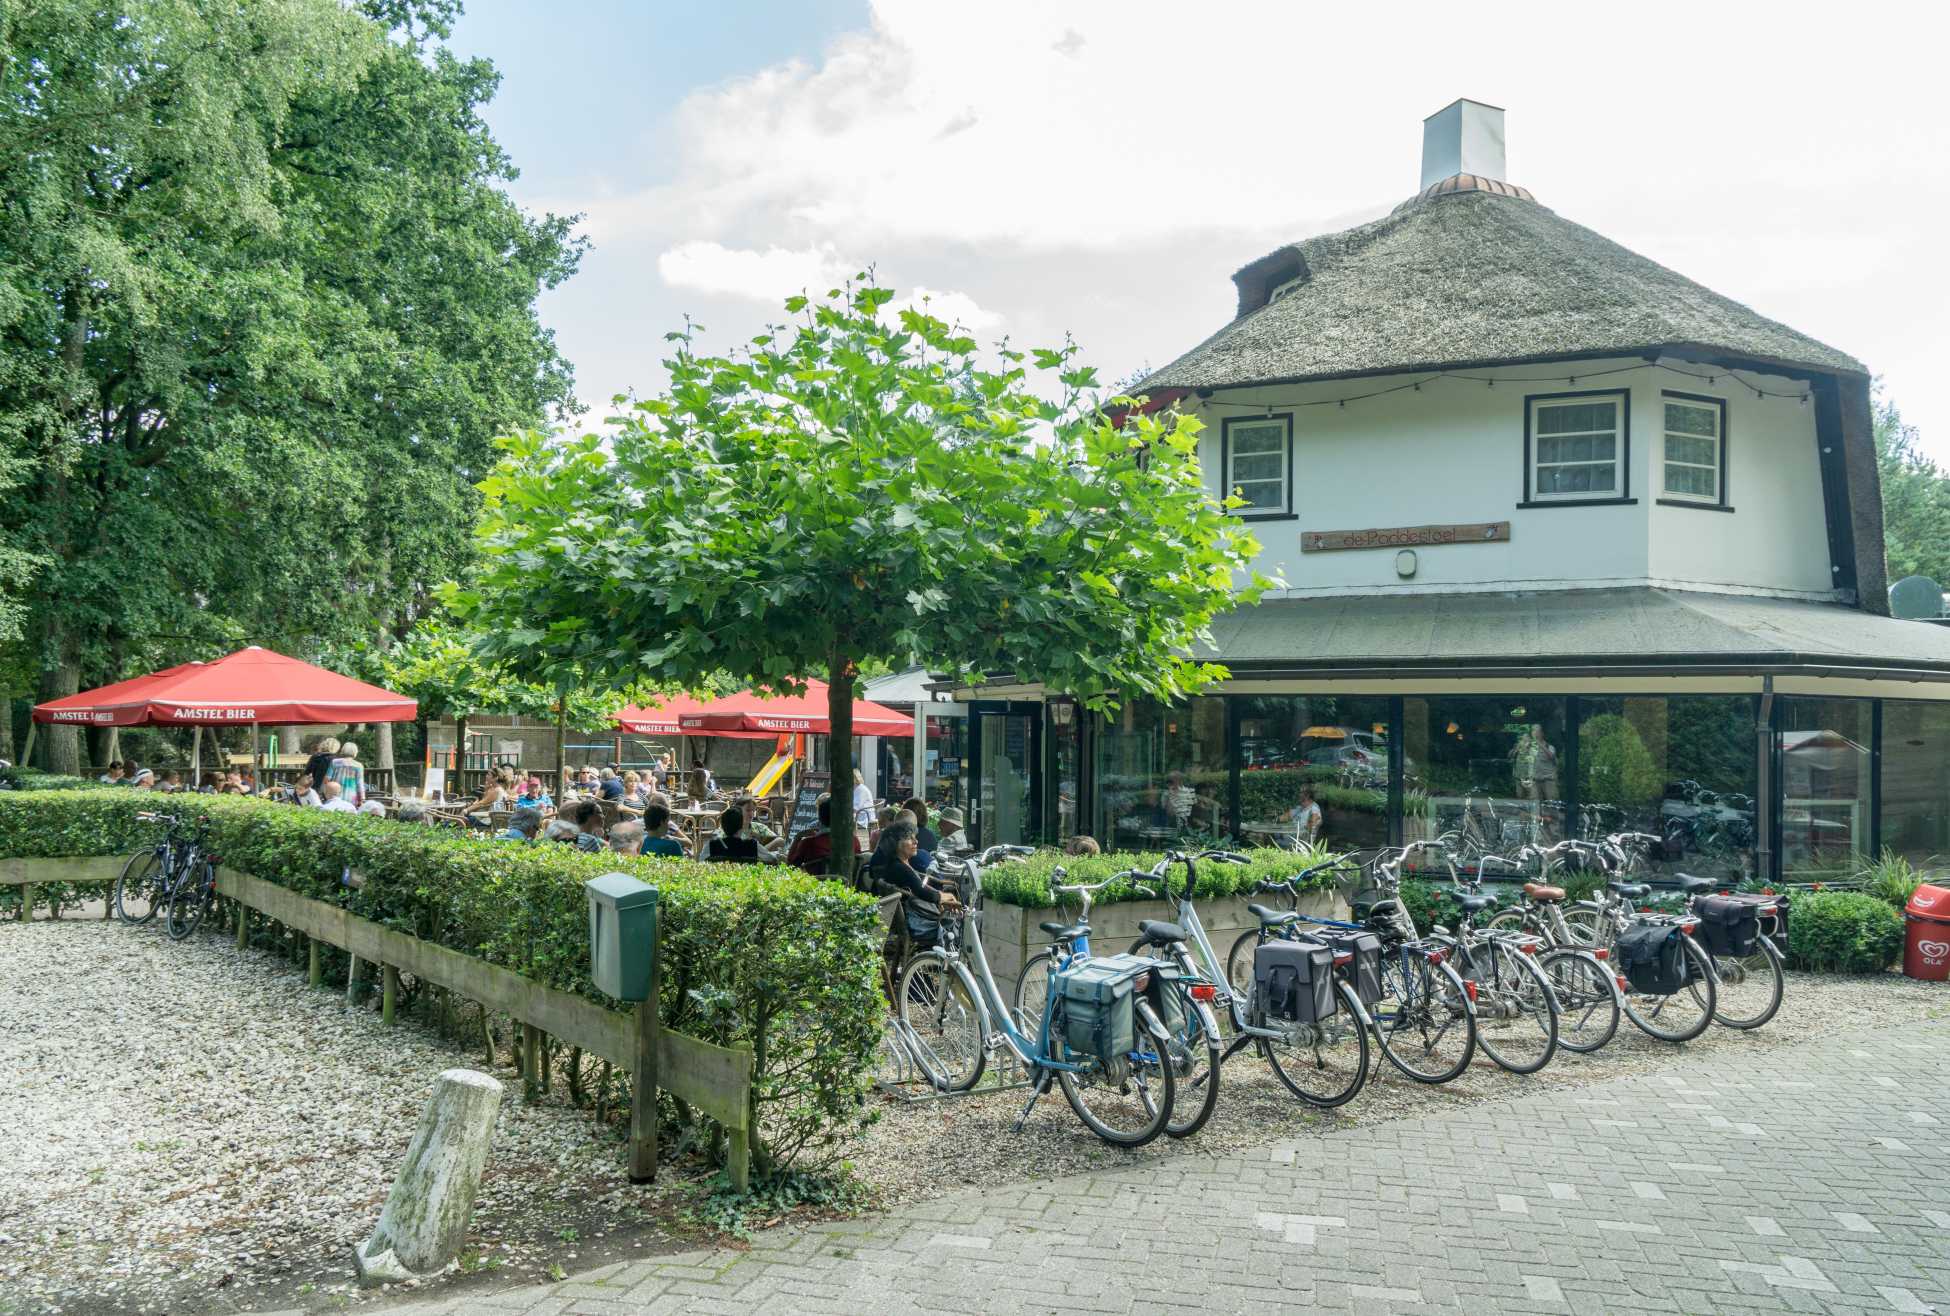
[554,697,569,797]
[36,637,81,775]
[827,655,857,881]
[376,721,395,773]
[103,726,120,771]
[0,695,14,764]
[279,726,301,755]
[451,714,467,801]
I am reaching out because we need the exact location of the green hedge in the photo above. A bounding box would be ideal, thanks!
[0,766,107,792]
[0,791,880,1177]
[976,843,1352,910]
[1782,890,1906,974]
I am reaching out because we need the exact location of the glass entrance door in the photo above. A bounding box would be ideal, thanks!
[972,705,1039,848]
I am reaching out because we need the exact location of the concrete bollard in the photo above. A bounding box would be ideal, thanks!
[353,1068,503,1284]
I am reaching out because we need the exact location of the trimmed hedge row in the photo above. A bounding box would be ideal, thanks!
[1783,890,1907,974]
[976,842,1352,910]
[0,791,881,1176]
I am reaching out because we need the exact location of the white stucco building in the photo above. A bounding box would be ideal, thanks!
[956,100,1950,884]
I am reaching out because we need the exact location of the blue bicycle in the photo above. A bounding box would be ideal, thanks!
[898,846,1180,1147]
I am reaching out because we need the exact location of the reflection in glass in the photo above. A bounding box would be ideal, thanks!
[1404,698,1569,873]
[1234,696,1390,851]
[1092,699,1227,849]
[1881,701,1950,867]
[1779,698,1871,878]
[1580,696,1755,882]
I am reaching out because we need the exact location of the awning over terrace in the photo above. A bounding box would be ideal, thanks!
[613,692,772,740]
[679,679,913,737]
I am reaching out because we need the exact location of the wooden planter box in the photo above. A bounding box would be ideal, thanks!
[979,889,1352,1005]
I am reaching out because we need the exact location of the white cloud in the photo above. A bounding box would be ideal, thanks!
[901,287,1001,333]
[655,240,848,301]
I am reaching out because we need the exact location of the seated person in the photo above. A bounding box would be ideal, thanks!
[785,796,835,875]
[99,763,127,786]
[1287,785,1323,845]
[639,802,686,858]
[564,798,607,853]
[159,770,184,793]
[499,806,543,842]
[318,781,357,813]
[871,819,960,961]
[598,768,626,801]
[935,807,971,856]
[357,798,388,818]
[607,819,646,856]
[703,804,762,862]
[544,817,581,844]
[397,800,431,825]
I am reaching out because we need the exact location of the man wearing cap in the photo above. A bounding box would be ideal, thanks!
[936,806,971,856]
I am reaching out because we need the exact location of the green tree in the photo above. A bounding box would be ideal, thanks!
[455,280,1271,865]
[1875,388,1950,590]
[0,0,581,772]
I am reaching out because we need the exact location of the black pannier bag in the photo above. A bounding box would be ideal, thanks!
[1254,938,1334,1024]
[1614,919,1687,995]
[1316,929,1383,1006]
[1693,894,1761,958]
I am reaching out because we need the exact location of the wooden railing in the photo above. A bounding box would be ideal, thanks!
[1,855,753,1190]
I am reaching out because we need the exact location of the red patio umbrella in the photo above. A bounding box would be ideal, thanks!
[679,679,912,737]
[34,646,416,727]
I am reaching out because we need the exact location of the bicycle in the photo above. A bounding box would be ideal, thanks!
[1475,844,1623,1054]
[1117,850,1368,1116]
[115,812,211,926]
[1251,843,1480,1085]
[165,836,222,941]
[895,847,1179,1147]
[1412,844,1561,1074]
[1558,835,1720,1042]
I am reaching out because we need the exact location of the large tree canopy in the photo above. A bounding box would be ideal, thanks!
[456,281,1270,862]
[0,0,581,770]
[1875,389,1950,592]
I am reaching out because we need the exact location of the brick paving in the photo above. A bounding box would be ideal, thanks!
[376,1021,1950,1314]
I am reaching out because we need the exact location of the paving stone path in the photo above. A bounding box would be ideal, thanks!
[378,1020,1950,1315]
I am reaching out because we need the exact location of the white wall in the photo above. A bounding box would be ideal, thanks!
[1191,357,1835,600]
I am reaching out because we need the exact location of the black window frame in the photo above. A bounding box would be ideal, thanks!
[1519,388,1636,509]
[1655,390,1733,513]
[1219,413,1296,522]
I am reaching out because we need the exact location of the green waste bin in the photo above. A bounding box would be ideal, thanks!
[586,872,658,1002]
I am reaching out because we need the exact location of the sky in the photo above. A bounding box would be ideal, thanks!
[451,0,1949,456]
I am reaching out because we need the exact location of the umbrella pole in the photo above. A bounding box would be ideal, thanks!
[251,721,260,790]
[190,725,201,785]
[914,706,927,804]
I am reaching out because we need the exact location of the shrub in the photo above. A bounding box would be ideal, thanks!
[1856,850,1932,910]
[1396,877,1506,933]
[1783,890,1905,974]
[0,766,105,792]
[974,843,1354,910]
[0,791,881,1176]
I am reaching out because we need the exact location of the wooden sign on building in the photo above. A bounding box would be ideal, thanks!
[1301,521,1511,553]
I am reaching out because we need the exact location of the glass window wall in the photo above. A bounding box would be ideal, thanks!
[1881,701,1950,866]
[1580,695,1756,882]
[1092,699,1228,849]
[1403,697,1569,873]
[1778,697,1871,878]
[1235,695,1391,851]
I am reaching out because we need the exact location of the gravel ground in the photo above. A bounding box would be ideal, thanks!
[5,916,1946,1316]
[852,968,1950,1205]
[0,921,709,1316]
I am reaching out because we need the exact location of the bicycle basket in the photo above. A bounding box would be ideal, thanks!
[1054,953,1153,1063]
[1253,938,1334,1024]
[1614,919,1687,995]
[1693,894,1761,958]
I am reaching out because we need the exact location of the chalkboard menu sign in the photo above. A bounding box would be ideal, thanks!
[785,771,831,846]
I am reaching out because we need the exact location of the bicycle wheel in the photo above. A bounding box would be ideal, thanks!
[1014,950,1058,1041]
[1710,936,1784,1031]
[1539,949,1621,1053]
[1559,907,1605,948]
[1372,949,1476,1084]
[114,849,166,925]
[1621,935,1717,1043]
[1262,978,1370,1109]
[1057,999,1176,1147]
[895,954,987,1093]
[1484,908,1531,935]
[1465,941,1559,1075]
[166,864,217,942]
[1161,995,1224,1138]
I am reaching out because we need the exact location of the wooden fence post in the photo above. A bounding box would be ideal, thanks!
[521,1023,542,1103]
[235,902,249,949]
[19,883,33,922]
[727,1120,750,1195]
[346,954,364,1004]
[628,998,659,1182]
[307,936,322,989]
[382,964,399,1025]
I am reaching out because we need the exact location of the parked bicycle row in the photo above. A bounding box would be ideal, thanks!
[888,833,1786,1148]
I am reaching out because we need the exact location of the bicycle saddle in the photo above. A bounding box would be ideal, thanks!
[1522,882,1566,903]
[1135,919,1189,946]
[1038,920,1088,940]
[1674,873,1716,894]
[1248,903,1300,927]
[1608,881,1651,899]
[1456,892,1496,913]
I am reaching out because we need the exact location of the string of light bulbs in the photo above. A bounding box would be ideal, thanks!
[1191,359,1813,414]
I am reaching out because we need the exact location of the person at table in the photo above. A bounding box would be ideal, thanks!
[607,819,646,856]
[515,775,553,810]
[639,802,687,857]
[851,769,875,837]
[936,806,971,858]
[685,766,714,805]
[99,762,126,786]
[318,781,357,813]
[871,819,960,965]
[498,806,542,842]
[714,796,780,862]
[701,802,763,862]
[303,737,340,794]
[598,768,626,802]
[464,768,513,829]
[564,798,607,853]
[785,796,835,875]
[1288,785,1323,845]
[290,777,322,807]
[617,770,650,816]
[198,772,224,795]
[159,770,184,793]
[902,797,941,855]
[328,741,366,807]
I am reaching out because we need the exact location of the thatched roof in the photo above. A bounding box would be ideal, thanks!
[1140,188,1865,393]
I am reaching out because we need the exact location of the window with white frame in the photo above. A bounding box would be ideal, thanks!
[1222,415,1292,516]
[1661,394,1725,505]
[1528,393,1626,501]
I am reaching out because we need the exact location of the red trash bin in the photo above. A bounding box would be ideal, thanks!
[1903,884,1950,981]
